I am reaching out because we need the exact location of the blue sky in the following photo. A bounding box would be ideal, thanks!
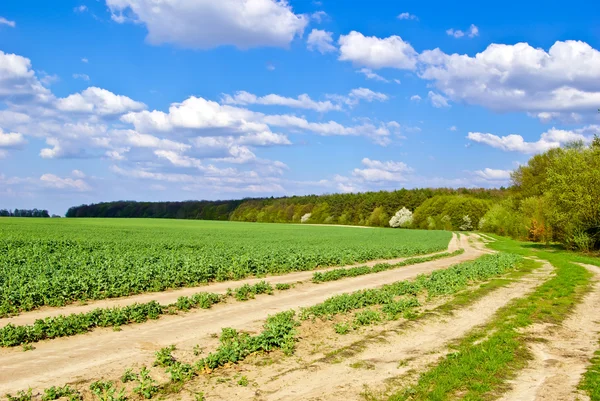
[1,0,599,214]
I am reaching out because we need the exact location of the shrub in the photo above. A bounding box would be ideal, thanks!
[389,207,413,228]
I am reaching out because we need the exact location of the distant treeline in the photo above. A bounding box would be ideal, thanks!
[65,188,506,225]
[65,200,244,220]
[0,209,51,218]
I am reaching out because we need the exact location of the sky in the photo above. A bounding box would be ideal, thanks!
[1,0,600,215]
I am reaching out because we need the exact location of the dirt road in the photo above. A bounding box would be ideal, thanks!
[0,234,479,393]
[497,263,600,401]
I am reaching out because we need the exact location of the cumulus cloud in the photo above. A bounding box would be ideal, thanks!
[222,91,341,112]
[56,87,146,116]
[40,173,91,191]
[306,29,336,54]
[397,12,418,21]
[467,125,600,154]
[352,158,411,182]
[474,168,511,180]
[106,0,308,49]
[0,50,51,102]
[446,24,479,38]
[419,40,600,118]
[428,91,450,108]
[0,17,16,27]
[357,68,389,82]
[0,129,27,148]
[410,95,421,103]
[338,31,418,70]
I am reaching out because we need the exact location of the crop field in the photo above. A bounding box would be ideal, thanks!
[0,218,451,316]
[1,220,600,401]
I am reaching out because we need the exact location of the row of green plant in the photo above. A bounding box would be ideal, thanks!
[6,310,299,401]
[385,237,599,400]
[301,253,522,320]
[312,249,464,283]
[0,219,451,317]
[0,281,279,347]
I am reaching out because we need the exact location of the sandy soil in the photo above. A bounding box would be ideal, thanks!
[497,263,600,401]
[197,260,554,401]
[0,234,480,393]
[0,234,460,328]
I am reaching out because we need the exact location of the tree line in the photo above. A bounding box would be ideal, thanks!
[61,135,600,251]
[65,200,244,220]
[0,209,51,218]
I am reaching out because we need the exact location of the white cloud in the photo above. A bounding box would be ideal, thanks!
[74,5,87,13]
[81,58,89,63]
[357,68,389,82]
[56,87,146,115]
[394,79,401,84]
[307,29,336,54]
[0,17,16,27]
[352,158,411,182]
[0,129,26,148]
[474,168,511,180]
[449,125,457,131]
[72,170,86,178]
[0,50,51,102]
[428,91,450,108]
[419,40,600,117]
[73,73,90,81]
[410,95,421,103]
[222,90,341,112]
[106,0,308,49]
[311,11,328,23]
[347,88,388,103]
[40,173,91,191]
[446,24,479,39]
[397,12,418,21]
[338,31,418,70]
[467,125,600,154]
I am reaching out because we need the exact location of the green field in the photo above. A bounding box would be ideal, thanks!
[0,218,451,316]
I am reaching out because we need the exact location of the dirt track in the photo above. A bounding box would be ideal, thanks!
[0,234,461,328]
[0,234,479,393]
[244,261,554,400]
[498,263,600,401]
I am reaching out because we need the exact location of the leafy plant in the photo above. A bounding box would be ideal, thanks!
[237,376,249,386]
[133,367,158,399]
[334,322,350,334]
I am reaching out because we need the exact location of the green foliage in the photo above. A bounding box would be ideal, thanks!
[90,381,126,401]
[0,219,450,316]
[302,253,521,320]
[579,345,600,400]
[5,389,32,401]
[230,188,504,225]
[133,367,158,399]
[334,322,350,334]
[120,368,137,383]
[237,376,249,386]
[312,250,464,283]
[275,283,292,290]
[196,310,299,372]
[42,385,81,401]
[153,345,176,367]
[234,281,273,301]
[412,195,491,231]
[353,309,381,327]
